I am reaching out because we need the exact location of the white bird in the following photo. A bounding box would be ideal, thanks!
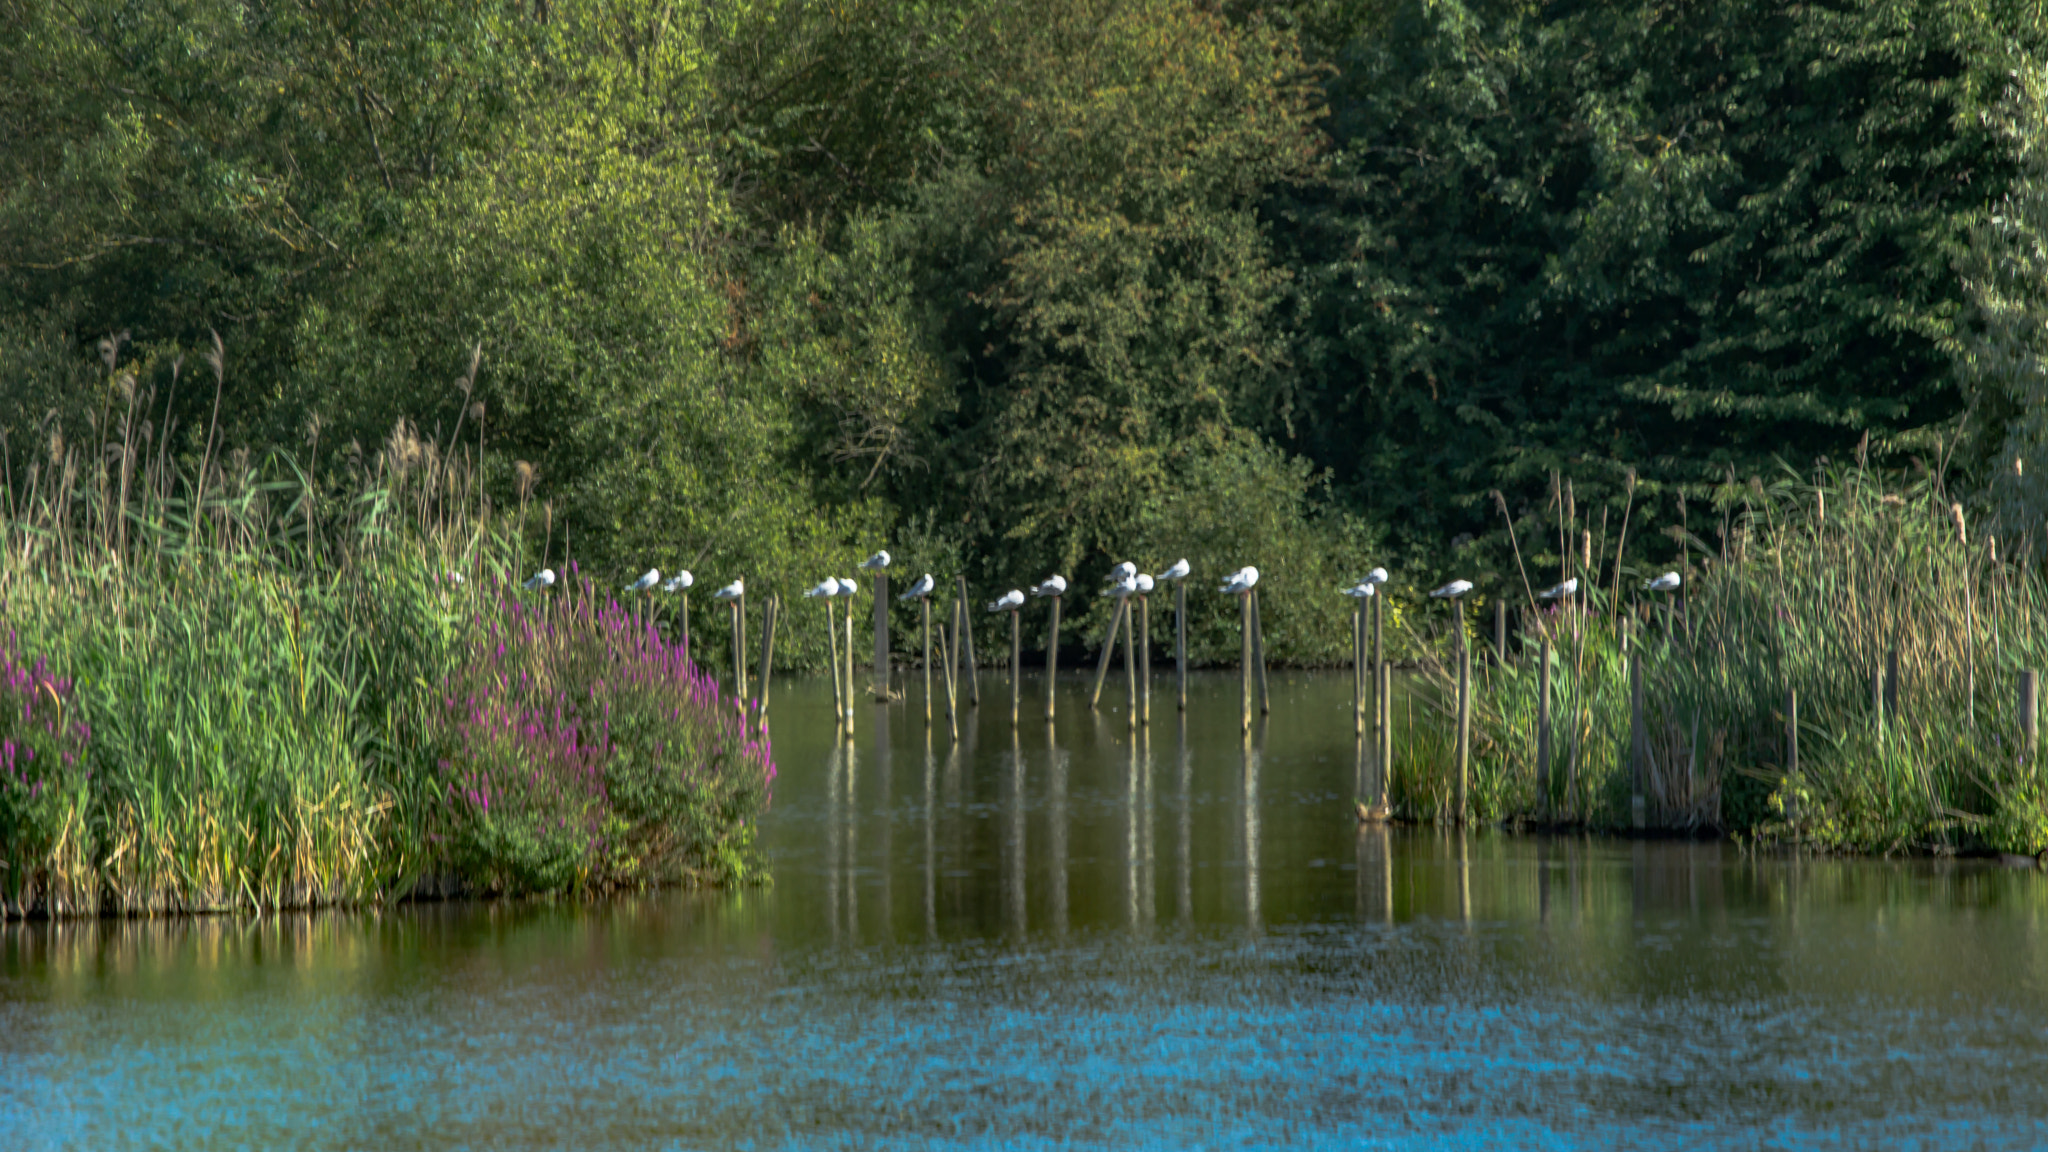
[803,579,838,599]
[987,589,1025,613]
[1106,561,1137,586]
[523,568,556,591]
[898,573,935,601]
[859,551,891,570]
[712,578,744,602]
[1539,578,1579,600]
[624,568,660,594]
[1430,580,1474,600]
[663,571,694,593]
[1363,567,1389,585]
[836,577,861,596]
[1135,574,1155,595]
[1219,567,1259,595]
[1031,574,1068,598]
[1159,558,1191,581]
[446,571,466,586]
[1340,582,1374,599]
[1107,574,1139,599]
[1646,572,1682,592]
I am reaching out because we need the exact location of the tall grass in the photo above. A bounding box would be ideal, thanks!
[1395,467,2048,853]
[0,401,771,916]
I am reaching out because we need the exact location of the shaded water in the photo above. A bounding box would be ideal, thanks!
[6,670,2048,1149]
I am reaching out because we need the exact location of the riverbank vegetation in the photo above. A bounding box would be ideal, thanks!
[0,430,773,918]
[1390,468,2048,855]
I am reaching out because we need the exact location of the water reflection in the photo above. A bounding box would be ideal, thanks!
[10,672,2048,1150]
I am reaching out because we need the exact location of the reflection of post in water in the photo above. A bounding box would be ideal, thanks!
[1242,724,1263,935]
[1007,725,1027,940]
[1458,827,1471,927]
[1126,726,1140,929]
[923,728,937,942]
[1176,713,1191,923]
[1355,820,1393,923]
[1050,719,1069,939]
[827,740,844,944]
[1538,835,1550,926]
[1141,725,1156,926]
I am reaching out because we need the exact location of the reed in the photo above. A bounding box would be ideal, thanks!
[1398,468,2048,854]
[0,425,772,917]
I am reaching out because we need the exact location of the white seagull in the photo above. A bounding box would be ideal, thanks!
[1030,574,1068,598]
[1135,573,1155,595]
[835,577,861,596]
[712,578,744,602]
[1539,578,1579,600]
[1219,567,1259,595]
[987,589,1025,613]
[1107,573,1139,599]
[523,568,556,591]
[624,568,661,594]
[1646,572,1682,592]
[859,551,891,570]
[663,571,694,593]
[1341,581,1374,599]
[1106,561,1136,585]
[803,579,839,599]
[1430,579,1474,600]
[1158,559,1191,582]
[898,573,935,601]
[1363,567,1389,585]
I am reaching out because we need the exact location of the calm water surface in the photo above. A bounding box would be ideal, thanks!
[6,671,2048,1150]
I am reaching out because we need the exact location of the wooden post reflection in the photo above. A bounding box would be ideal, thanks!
[1050,720,1069,939]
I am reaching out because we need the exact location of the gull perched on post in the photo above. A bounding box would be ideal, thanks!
[624,568,661,595]
[859,551,891,571]
[1539,578,1578,600]
[1159,559,1191,582]
[1134,573,1155,595]
[1107,561,1137,586]
[523,568,556,591]
[898,573,935,601]
[712,578,744,602]
[835,577,860,596]
[1219,567,1259,595]
[1645,572,1682,592]
[1430,579,1474,600]
[1364,567,1389,586]
[1030,574,1067,598]
[1341,580,1375,599]
[987,589,1025,613]
[663,571,694,593]
[1107,573,1139,599]
[803,578,839,599]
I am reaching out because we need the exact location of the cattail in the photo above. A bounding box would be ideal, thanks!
[1748,475,1763,498]
[1580,528,1592,571]
[1565,479,1576,526]
[1816,488,1825,525]
[1950,502,1967,547]
[515,460,538,502]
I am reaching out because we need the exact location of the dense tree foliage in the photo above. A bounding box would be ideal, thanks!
[4,0,2044,659]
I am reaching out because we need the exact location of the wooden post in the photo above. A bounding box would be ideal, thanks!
[844,600,856,731]
[1353,603,1364,735]
[1455,599,1469,824]
[1537,630,1552,822]
[1010,608,1021,726]
[1373,591,1385,760]
[1494,598,1507,666]
[1379,650,1392,810]
[680,592,690,665]
[921,596,932,727]
[1091,599,1125,710]
[737,594,749,702]
[757,593,778,714]
[1175,580,1188,712]
[873,573,890,701]
[1139,595,1152,725]
[1786,686,1799,827]
[959,575,980,707]
[1251,588,1270,716]
[1630,653,1646,829]
[729,600,745,706]
[1123,600,1137,728]
[1239,591,1252,732]
[941,599,959,739]
[1046,595,1063,720]
[1872,660,1885,740]
[2023,670,2039,762]
[825,599,844,723]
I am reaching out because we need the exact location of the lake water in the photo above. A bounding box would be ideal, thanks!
[6,670,2048,1149]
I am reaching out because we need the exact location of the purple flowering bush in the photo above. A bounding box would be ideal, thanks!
[0,641,92,911]
[437,581,774,893]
